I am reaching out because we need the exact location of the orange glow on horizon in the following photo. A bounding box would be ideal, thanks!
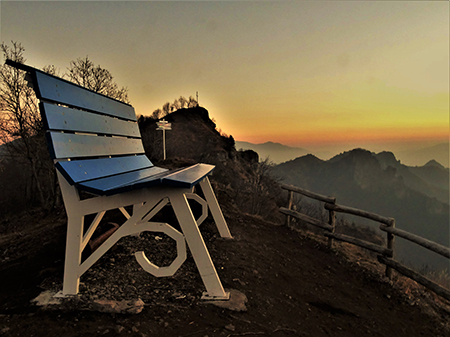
[235,126,449,148]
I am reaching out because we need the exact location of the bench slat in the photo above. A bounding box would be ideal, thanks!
[42,103,141,138]
[56,155,154,185]
[34,71,136,121]
[78,166,169,195]
[48,132,145,159]
[162,164,215,188]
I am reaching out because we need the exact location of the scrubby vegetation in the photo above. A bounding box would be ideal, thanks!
[149,95,199,120]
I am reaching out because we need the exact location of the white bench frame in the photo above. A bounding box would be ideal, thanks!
[59,171,232,299]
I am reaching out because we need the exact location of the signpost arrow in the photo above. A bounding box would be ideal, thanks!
[156,119,171,160]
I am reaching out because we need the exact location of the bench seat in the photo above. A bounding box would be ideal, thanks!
[63,161,214,196]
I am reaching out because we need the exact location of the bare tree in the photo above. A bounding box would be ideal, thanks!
[0,42,40,144]
[248,157,276,216]
[150,108,163,120]
[187,95,198,108]
[170,98,181,112]
[178,96,188,109]
[162,102,170,116]
[0,41,52,208]
[66,56,130,104]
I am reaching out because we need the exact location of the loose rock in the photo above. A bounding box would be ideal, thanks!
[91,298,145,314]
[203,289,248,312]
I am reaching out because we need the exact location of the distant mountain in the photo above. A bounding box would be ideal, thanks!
[410,160,450,191]
[397,142,449,168]
[374,152,449,204]
[271,149,450,271]
[236,141,309,164]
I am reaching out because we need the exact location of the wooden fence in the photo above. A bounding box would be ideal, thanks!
[279,183,450,302]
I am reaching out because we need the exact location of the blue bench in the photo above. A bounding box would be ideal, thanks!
[6,60,232,300]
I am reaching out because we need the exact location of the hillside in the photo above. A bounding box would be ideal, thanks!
[271,149,450,271]
[1,108,449,336]
[2,208,450,336]
[138,107,283,221]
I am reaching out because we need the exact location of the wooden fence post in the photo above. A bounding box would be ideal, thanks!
[286,190,293,227]
[385,219,395,279]
[328,209,336,249]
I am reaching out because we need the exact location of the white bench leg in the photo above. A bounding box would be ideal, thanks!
[56,171,84,295]
[62,215,84,294]
[199,177,232,239]
[169,192,229,300]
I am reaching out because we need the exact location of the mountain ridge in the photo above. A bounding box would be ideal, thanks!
[237,140,449,168]
[271,148,450,271]
[236,140,309,164]
[397,142,449,168]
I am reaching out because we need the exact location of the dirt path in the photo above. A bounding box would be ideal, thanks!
[0,209,449,337]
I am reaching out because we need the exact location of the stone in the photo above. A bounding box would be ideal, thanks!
[114,325,125,334]
[91,298,145,314]
[225,324,235,331]
[203,289,248,312]
[31,290,62,306]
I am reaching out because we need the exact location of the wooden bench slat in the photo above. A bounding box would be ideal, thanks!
[56,155,154,185]
[42,102,141,138]
[78,166,169,195]
[34,71,136,121]
[48,132,145,159]
[162,164,215,188]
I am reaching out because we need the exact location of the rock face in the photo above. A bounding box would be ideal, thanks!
[238,149,259,164]
[138,107,285,223]
[139,107,237,165]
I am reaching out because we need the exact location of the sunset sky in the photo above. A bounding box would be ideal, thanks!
[1,1,448,154]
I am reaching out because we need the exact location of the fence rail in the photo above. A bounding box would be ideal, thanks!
[279,207,333,231]
[378,256,450,301]
[279,183,450,302]
[324,203,394,226]
[280,183,336,204]
[379,224,450,259]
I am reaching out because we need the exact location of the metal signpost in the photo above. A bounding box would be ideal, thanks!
[156,119,172,160]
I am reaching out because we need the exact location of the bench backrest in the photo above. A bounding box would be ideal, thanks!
[34,70,142,159]
[9,60,155,187]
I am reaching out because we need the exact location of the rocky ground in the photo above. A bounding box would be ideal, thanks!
[0,206,449,337]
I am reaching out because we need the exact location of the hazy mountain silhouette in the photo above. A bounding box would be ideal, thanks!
[236,141,309,164]
[397,142,449,168]
[375,152,449,204]
[237,140,449,168]
[271,149,450,271]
